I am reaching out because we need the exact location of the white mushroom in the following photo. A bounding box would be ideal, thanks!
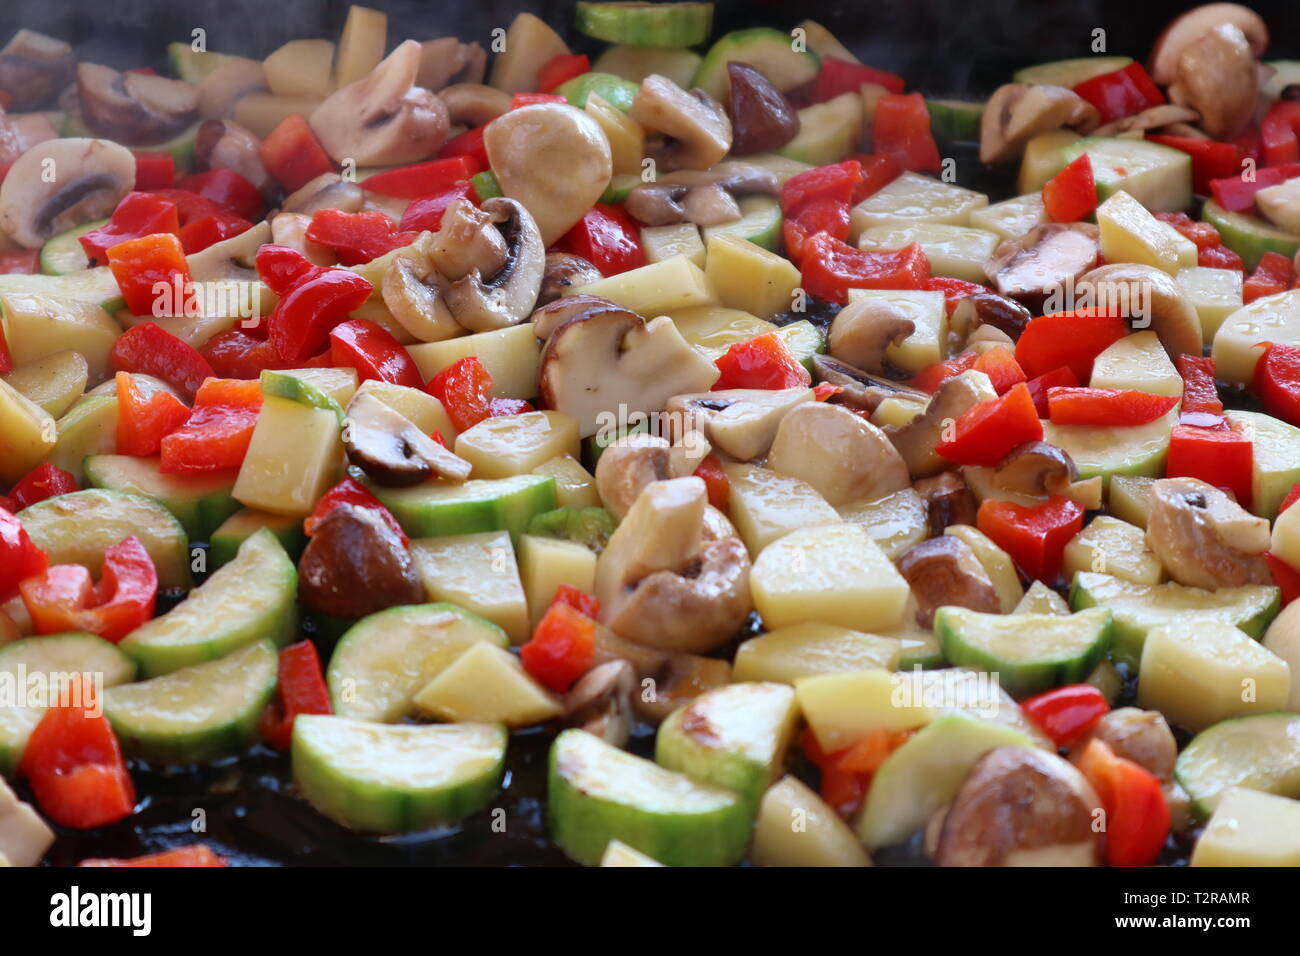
[437,83,512,127]
[629,74,732,171]
[664,387,814,461]
[0,137,134,248]
[595,432,673,518]
[1168,23,1260,141]
[828,298,916,375]
[1149,3,1269,85]
[1075,263,1202,360]
[442,197,545,333]
[767,402,910,505]
[380,238,461,343]
[196,57,268,121]
[76,62,198,145]
[344,391,471,485]
[282,172,365,216]
[195,119,274,196]
[985,222,1100,309]
[1146,477,1271,589]
[417,38,487,92]
[1092,104,1200,137]
[979,84,1099,164]
[427,198,509,282]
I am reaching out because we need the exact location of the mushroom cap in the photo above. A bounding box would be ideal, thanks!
[665,386,814,461]
[629,74,732,171]
[0,29,75,112]
[1092,104,1200,137]
[595,432,673,518]
[531,293,624,341]
[381,246,461,343]
[0,137,134,248]
[828,298,916,376]
[812,354,926,413]
[979,84,1099,164]
[1071,707,1177,783]
[1145,477,1272,589]
[767,401,911,505]
[896,535,1001,629]
[1169,22,1260,141]
[985,222,1100,309]
[297,504,425,619]
[1075,263,1202,360]
[538,252,602,306]
[442,197,545,333]
[77,62,199,145]
[993,440,1078,496]
[1149,2,1269,85]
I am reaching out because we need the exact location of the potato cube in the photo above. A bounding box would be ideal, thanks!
[641,222,705,268]
[1097,190,1197,276]
[969,192,1049,241]
[455,410,580,479]
[0,378,56,483]
[407,324,540,400]
[705,234,801,320]
[850,172,988,238]
[1089,330,1183,398]
[412,642,562,726]
[1063,515,1163,586]
[859,223,999,283]
[733,622,901,683]
[1108,475,1156,529]
[1191,788,1300,867]
[563,255,716,316]
[751,776,872,867]
[1176,267,1243,345]
[722,463,841,556]
[530,455,600,508]
[231,397,340,516]
[795,669,934,751]
[517,534,597,626]
[410,531,530,643]
[836,487,928,560]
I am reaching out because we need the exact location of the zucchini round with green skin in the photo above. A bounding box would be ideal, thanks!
[701,195,783,251]
[104,638,278,764]
[119,528,297,677]
[693,28,820,102]
[1202,200,1300,271]
[554,72,640,112]
[934,606,1113,698]
[773,319,825,372]
[1174,712,1300,820]
[1011,56,1133,88]
[927,99,984,143]
[292,716,507,833]
[1060,137,1191,212]
[365,472,556,541]
[208,507,307,568]
[575,1,713,47]
[525,506,617,551]
[84,454,241,541]
[0,633,137,775]
[327,603,509,723]
[0,267,125,314]
[549,728,751,866]
[259,369,346,422]
[39,219,105,275]
[599,173,640,204]
[1041,412,1175,488]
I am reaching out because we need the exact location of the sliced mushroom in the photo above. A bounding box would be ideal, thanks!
[914,471,978,537]
[681,183,740,226]
[297,504,425,619]
[629,74,731,172]
[196,57,268,121]
[994,441,1078,496]
[985,222,1100,310]
[381,240,461,343]
[595,432,673,518]
[1146,477,1271,589]
[896,535,1001,628]
[726,62,799,154]
[530,293,625,342]
[187,219,271,283]
[949,291,1032,343]
[344,391,472,485]
[282,172,365,215]
[889,372,995,478]
[1168,22,1260,141]
[1149,3,1269,85]
[1076,264,1202,360]
[77,63,198,145]
[538,252,602,306]
[310,40,450,165]
[427,198,509,282]
[270,212,336,266]
[539,307,720,438]
[1070,707,1177,783]
[813,354,927,413]
[0,29,74,111]
[563,659,636,748]
[827,298,916,376]
[417,39,487,92]
[935,747,1103,866]
[664,387,814,461]
[194,119,274,197]
[767,402,910,505]
[442,197,545,333]
[0,137,134,248]
[1092,104,1200,137]
[595,477,752,654]
[437,82,512,127]
[624,163,778,227]
[979,84,1100,164]
[484,102,612,246]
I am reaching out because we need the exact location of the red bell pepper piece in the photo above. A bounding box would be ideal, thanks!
[847,153,902,203]
[782,196,851,263]
[9,463,78,511]
[306,476,408,545]
[511,92,568,109]
[79,191,180,266]
[177,210,252,254]
[361,156,479,199]
[305,208,419,266]
[266,267,373,361]
[800,234,930,304]
[1072,62,1165,124]
[255,243,323,295]
[713,331,812,390]
[1,508,48,600]
[176,168,263,221]
[782,160,866,213]
[1015,309,1128,381]
[111,321,214,400]
[201,329,289,379]
[259,640,332,750]
[910,351,977,394]
[398,181,477,232]
[159,377,263,474]
[1042,153,1097,222]
[1022,684,1110,748]
[1264,552,1300,606]
[19,675,135,829]
[146,187,232,228]
[1209,163,1300,212]
[0,249,38,275]
[972,345,1027,395]
[20,536,157,642]
[1243,251,1296,304]
[80,845,227,867]
[114,371,191,457]
[549,584,600,620]
[1261,100,1300,167]
[106,232,192,317]
[1278,483,1300,515]
[439,124,490,169]
[935,381,1043,467]
[819,760,868,817]
[0,323,10,374]
[977,495,1084,582]
[835,728,914,776]
[811,57,906,101]
[328,317,423,388]
[428,356,494,431]
[1167,422,1254,509]
[556,203,644,276]
[1146,135,1240,195]
[537,53,591,94]
[1251,342,1300,426]
[1046,387,1178,426]
[1176,354,1223,415]
[520,601,596,693]
[131,151,176,189]
[1199,243,1245,271]
[1153,211,1227,252]
[1076,738,1170,867]
[1024,366,1080,418]
[924,276,988,313]
[872,93,941,174]
[259,113,333,193]
[693,453,731,509]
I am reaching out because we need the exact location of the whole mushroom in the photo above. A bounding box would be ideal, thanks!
[629,74,732,172]
[1145,477,1271,589]
[1075,263,1202,360]
[442,197,546,333]
[76,63,198,145]
[0,137,134,248]
[1149,3,1269,85]
[298,504,425,619]
[1168,22,1260,141]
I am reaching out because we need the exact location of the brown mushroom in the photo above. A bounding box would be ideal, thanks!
[76,63,198,145]
[1075,264,1203,360]
[949,291,1033,342]
[595,432,673,518]
[935,747,1103,866]
[994,441,1078,496]
[629,74,732,172]
[813,354,927,413]
[767,401,911,505]
[437,83,512,127]
[1070,707,1177,783]
[1149,3,1269,85]
[827,298,916,376]
[896,535,1001,628]
[624,164,779,228]
[193,119,275,197]
[664,387,813,461]
[380,239,461,343]
[442,197,545,332]
[417,38,487,92]
[1092,104,1200,137]
[1145,477,1271,589]
[0,29,74,111]
[298,504,424,619]
[0,137,134,248]
[344,391,471,485]
[530,293,624,341]
[563,659,637,747]
[635,653,733,724]
[538,252,602,306]
[979,84,1100,164]
[1168,22,1260,141]
[726,62,800,154]
[985,222,1101,310]
[914,471,978,537]
[889,372,996,478]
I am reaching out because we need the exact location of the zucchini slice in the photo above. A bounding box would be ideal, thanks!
[84,454,241,541]
[593,44,701,87]
[1174,712,1300,820]
[365,472,556,541]
[693,27,820,101]
[292,716,507,833]
[1012,56,1133,88]
[1203,199,1300,271]
[40,218,105,275]
[575,1,713,47]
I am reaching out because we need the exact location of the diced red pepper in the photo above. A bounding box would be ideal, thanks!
[1261,100,1300,167]
[1209,163,1300,213]
[177,210,252,254]
[487,397,535,417]
[511,92,569,109]
[79,191,180,266]
[693,453,731,510]
[176,168,263,221]
[114,370,191,457]
[0,249,38,275]
[306,476,408,545]
[847,153,902,203]
[0,323,10,374]
[20,536,157,642]
[1076,738,1170,867]
[1146,135,1241,196]
[924,276,988,313]
[427,356,493,431]
[935,381,1043,467]
[1176,354,1223,415]
[9,463,78,511]
[131,151,176,190]
[201,329,289,379]
[255,243,323,296]
[835,728,915,776]
[910,351,977,394]
[556,203,644,276]
[549,584,600,620]
[1154,211,1225,252]
[782,196,851,263]
[398,181,477,233]
[1264,552,1300,606]
[1046,387,1178,426]
[811,57,906,102]
[537,53,591,94]
[1,507,48,601]
[266,267,374,361]
[972,345,1027,395]
[80,845,227,867]
[1167,422,1254,510]
[782,160,866,213]
[259,640,332,751]
[1279,483,1300,515]
[259,113,333,193]
[713,331,812,391]
[872,93,941,174]
[328,317,423,388]
[1243,251,1296,304]
[106,232,191,317]
[110,320,214,401]
[1072,62,1165,125]
[159,377,263,474]
[439,125,490,169]
[361,156,479,199]
[520,602,596,693]
[1015,309,1128,381]
[977,495,1084,582]
[1022,684,1110,748]
[800,234,930,304]
[1042,153,1097,222]
[305,208,418,266]
[818,760,868,818]
[1251,342,1300,426]
[1024,366,1080,418]
[1198,243,1245,271]
[19,675,135,829]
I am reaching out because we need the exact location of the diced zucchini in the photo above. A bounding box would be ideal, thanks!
[1175,712,1300,819]
[969,192,1049,241]
[600,840,666,866]
[733,623,901,683]
[1211,288,1300,384]
[525,506,616,552]
[704,231,798,319]
[776,92,862,167]
[752,775,871,867]
[412,642,561,726]
[693,27,820,100]
[577,1,713,47]
[84,454,240,540]
[409,531,529,644]
[407,324,541,400]
[1012,56,1133,88]
[39,218,104,275]
[208,508,306,568]
[1176,266,1243,345]
[1096,190,1196,275]
[1088,330,1182,398]
[850,172,989,238]
[1041,410,1175,488]
[927,98,983,143]
[1107,474,1156,529]
[367,473,556,542]
[1191,788,1300,866]
[642,222,705,268]
[561,255,716,317]
[0,267,124,315]
[835,486,928,561]
[1062,515,1162,586]
[859,223,999,283]
[1225,410,1300,520]
[529,456,600,509]
[844,289,948,373]
[555,71,639,112]
[1203,199,1300,271]
[1015,580,1071,615]
[702,195,784,252]
[261,366,357,409]
[774,320,825,372]
[1063,137,1192,212]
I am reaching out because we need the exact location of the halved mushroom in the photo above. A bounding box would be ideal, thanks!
[297,503,425,620]
[437,82,512,127]
[979,84,1100,164]
[1168,22,1260,141]
[417,38,488,92]
[310,40,450,166]
[595,432,673,518]
[196,57,268,121]
[1146,477,1271,589]
[76,63,198,145]
[624,163,779,227]
[538,252,602,306]
[381,239,461,343]
[629,74,732,172]
[442,197,545,333]
[984,222,1101,310]
[896,535,1001,628]
[1075,263,1202,360]
[993,441,1078,496]
[767,402,911,505]
[194,119,274,197]
[344,391,472,485]
[427,198,509,282]
[889,372,994,478]
[563,659,636,748]
[726,62,800,154]
[282,172,365,215]
[0,29,74,111]
[949,291,1033,343]
[595,477,752,654]
[914,471,978,537]
[935,747,1103,866]
[1070,707,1177,783]
[1092,104,1200,137]
[539,307,720,438]
[530,293,625,341]
[664,386,814,461]
[0,137,134,248]
[1149,3,1269,85]
[813,354,927,413]
[827,298,916,376]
